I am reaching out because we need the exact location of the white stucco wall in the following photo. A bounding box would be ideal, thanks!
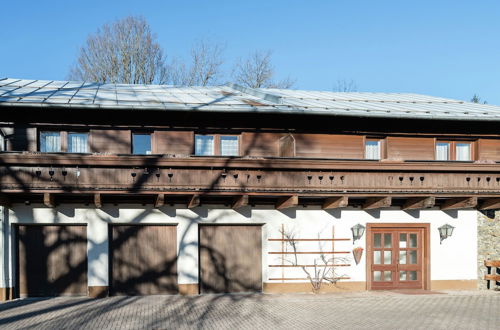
[6,204,477,287]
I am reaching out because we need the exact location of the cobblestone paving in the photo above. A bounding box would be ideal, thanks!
[0,291,499,329]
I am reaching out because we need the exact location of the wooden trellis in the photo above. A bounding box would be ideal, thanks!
[268,224,352,281]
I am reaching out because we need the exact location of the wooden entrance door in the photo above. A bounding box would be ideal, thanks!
[367,224,429,290]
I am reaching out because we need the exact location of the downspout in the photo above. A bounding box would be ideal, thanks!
[0,206,5,295]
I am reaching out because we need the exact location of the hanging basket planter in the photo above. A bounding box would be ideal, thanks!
[353,247,364,265]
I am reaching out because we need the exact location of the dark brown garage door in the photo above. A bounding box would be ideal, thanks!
[17,225,88,297]
[199,224,262,294]
[110,225,178,295]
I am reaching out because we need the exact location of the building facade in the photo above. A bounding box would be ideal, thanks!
[0,78,499,300]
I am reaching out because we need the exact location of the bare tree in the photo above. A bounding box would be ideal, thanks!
[168,40,225,86]
[232,50,295,89]
[333,79,358,92]
[279,228,348,293]
[68,16,168,84]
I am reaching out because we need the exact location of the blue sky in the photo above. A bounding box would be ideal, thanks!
[1,1,499,104]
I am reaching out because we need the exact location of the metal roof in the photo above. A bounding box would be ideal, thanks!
[1,77,499,121]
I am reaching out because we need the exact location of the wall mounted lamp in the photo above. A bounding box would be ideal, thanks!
[438,223,455,244]
[351,223,365,244]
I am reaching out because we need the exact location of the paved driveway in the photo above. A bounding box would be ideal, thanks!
[0,291,498,329]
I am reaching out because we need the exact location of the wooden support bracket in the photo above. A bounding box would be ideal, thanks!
[154,194,165,208]
[276,195,298,210]
[43,193,55,208]
[232,195,248,209]
[188,194,200,208]
[322,196,348,209]
[363,196,391,210]
[94,193,102,208]
[441,197,477,210]
[479,198,500,210]
[402,197,435,210]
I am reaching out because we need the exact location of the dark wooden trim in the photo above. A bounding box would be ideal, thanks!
[322,196,348,209]
[366,223,430,291]
[363,197,391,209]
[441,197,477,210]
[402,197,435,210]
[276,195,298,210]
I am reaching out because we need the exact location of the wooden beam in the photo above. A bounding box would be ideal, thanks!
[402,197,435,210]
[232,195,249,209]
[43,193,55,208]
[187,194,200,208]
[276,195,298,210]
[0,194,11,207]
[322,196,348,209]
[363,196,392,210]
[154,194,165,208]
[94,193,102,208]
[479,198,500,210]
[441,197,477,210]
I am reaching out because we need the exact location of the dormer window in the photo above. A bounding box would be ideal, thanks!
[365,139,382,160]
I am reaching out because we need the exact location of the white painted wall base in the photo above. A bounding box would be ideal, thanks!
[6,204,478,289]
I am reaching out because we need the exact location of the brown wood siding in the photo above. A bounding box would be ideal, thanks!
[154,131,193,155]
[110,225,178,295]
[295,134,364,159]
[241,132,281,157]
[17,225,88,297]
[199,224,262,293]
[90,129,131,154]
[11,126,36,152]
[386,137,435,160]
[478,139,500,161]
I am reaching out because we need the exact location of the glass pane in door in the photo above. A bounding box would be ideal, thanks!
[399,251,407,264]
[374,234,381,248]
[384,251,392,264]
[374,251,382,264]
[384,234,392,248]
[374,271,382,281]
[409,251,417,264]
[399,233,407,248]
[409,234,417,248]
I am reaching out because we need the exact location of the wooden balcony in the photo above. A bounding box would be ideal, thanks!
[1,152,500,209]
